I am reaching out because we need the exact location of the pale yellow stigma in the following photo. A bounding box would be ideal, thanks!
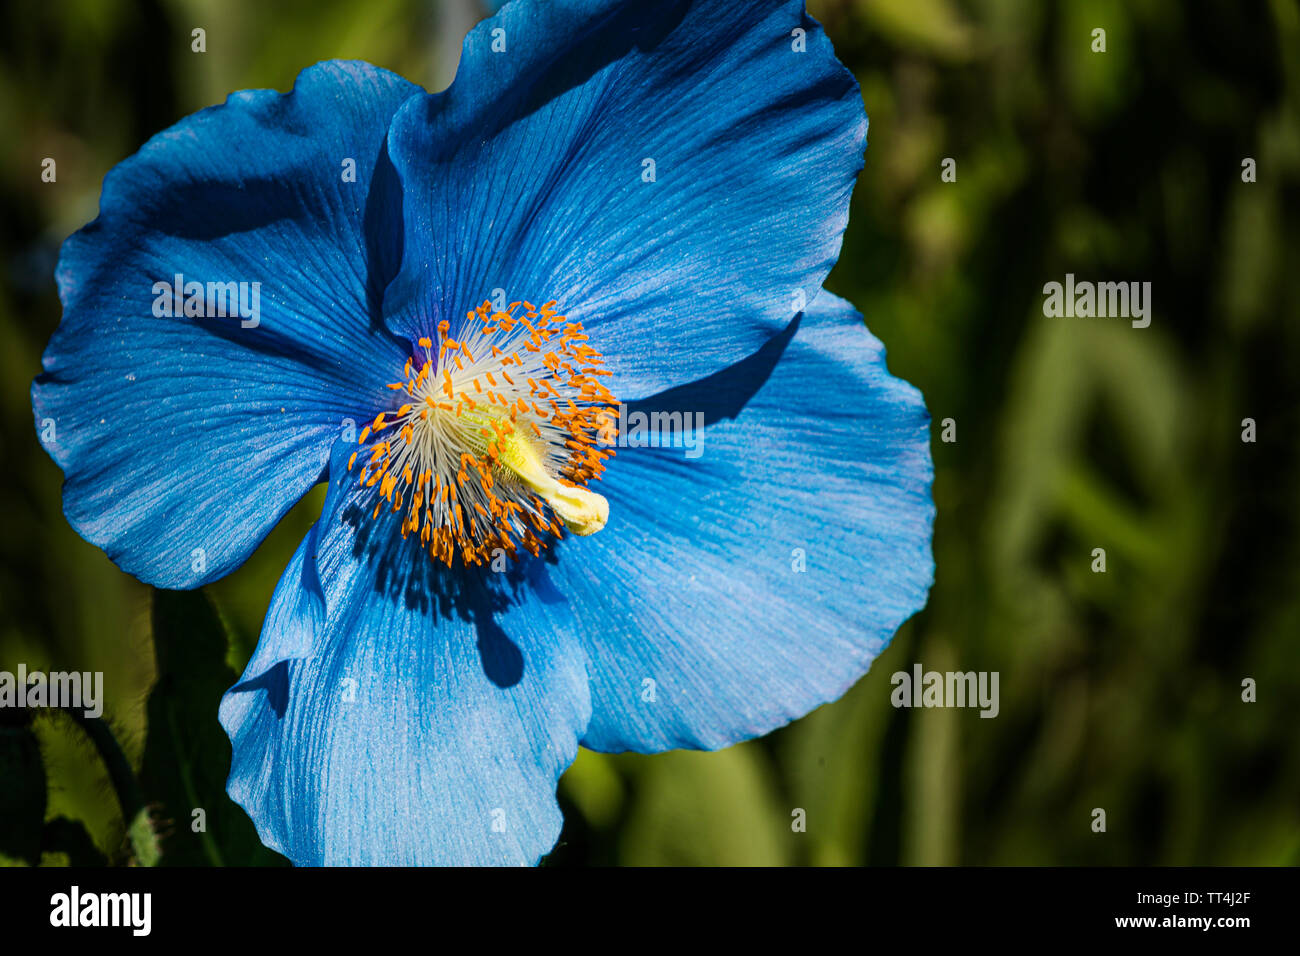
[498,428,609,536]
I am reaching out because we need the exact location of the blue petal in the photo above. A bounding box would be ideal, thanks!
[498,293,934,752]
[220,441,592,866]
[383,0,867,399]
[33,61,421,588]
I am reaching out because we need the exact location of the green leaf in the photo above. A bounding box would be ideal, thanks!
[0,722,46,866]
[40,817,107,867]
[138,588,287,866]
[852,0,976,61]
[559,748,625,830]
[60,710,158,866]
[617,745,790,866]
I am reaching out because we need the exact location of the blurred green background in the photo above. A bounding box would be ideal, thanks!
[1,0,1298,866]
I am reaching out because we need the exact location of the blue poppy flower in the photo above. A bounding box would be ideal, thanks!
[33,0,934,865]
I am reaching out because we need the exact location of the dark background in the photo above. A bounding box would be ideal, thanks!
[1,0,1297,865]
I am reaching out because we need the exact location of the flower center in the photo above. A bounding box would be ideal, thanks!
[349,297,618,567]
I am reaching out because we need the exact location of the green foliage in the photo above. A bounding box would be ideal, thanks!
[0,720,46,865]
[138,590,286,866]
[0,0,1297,866]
